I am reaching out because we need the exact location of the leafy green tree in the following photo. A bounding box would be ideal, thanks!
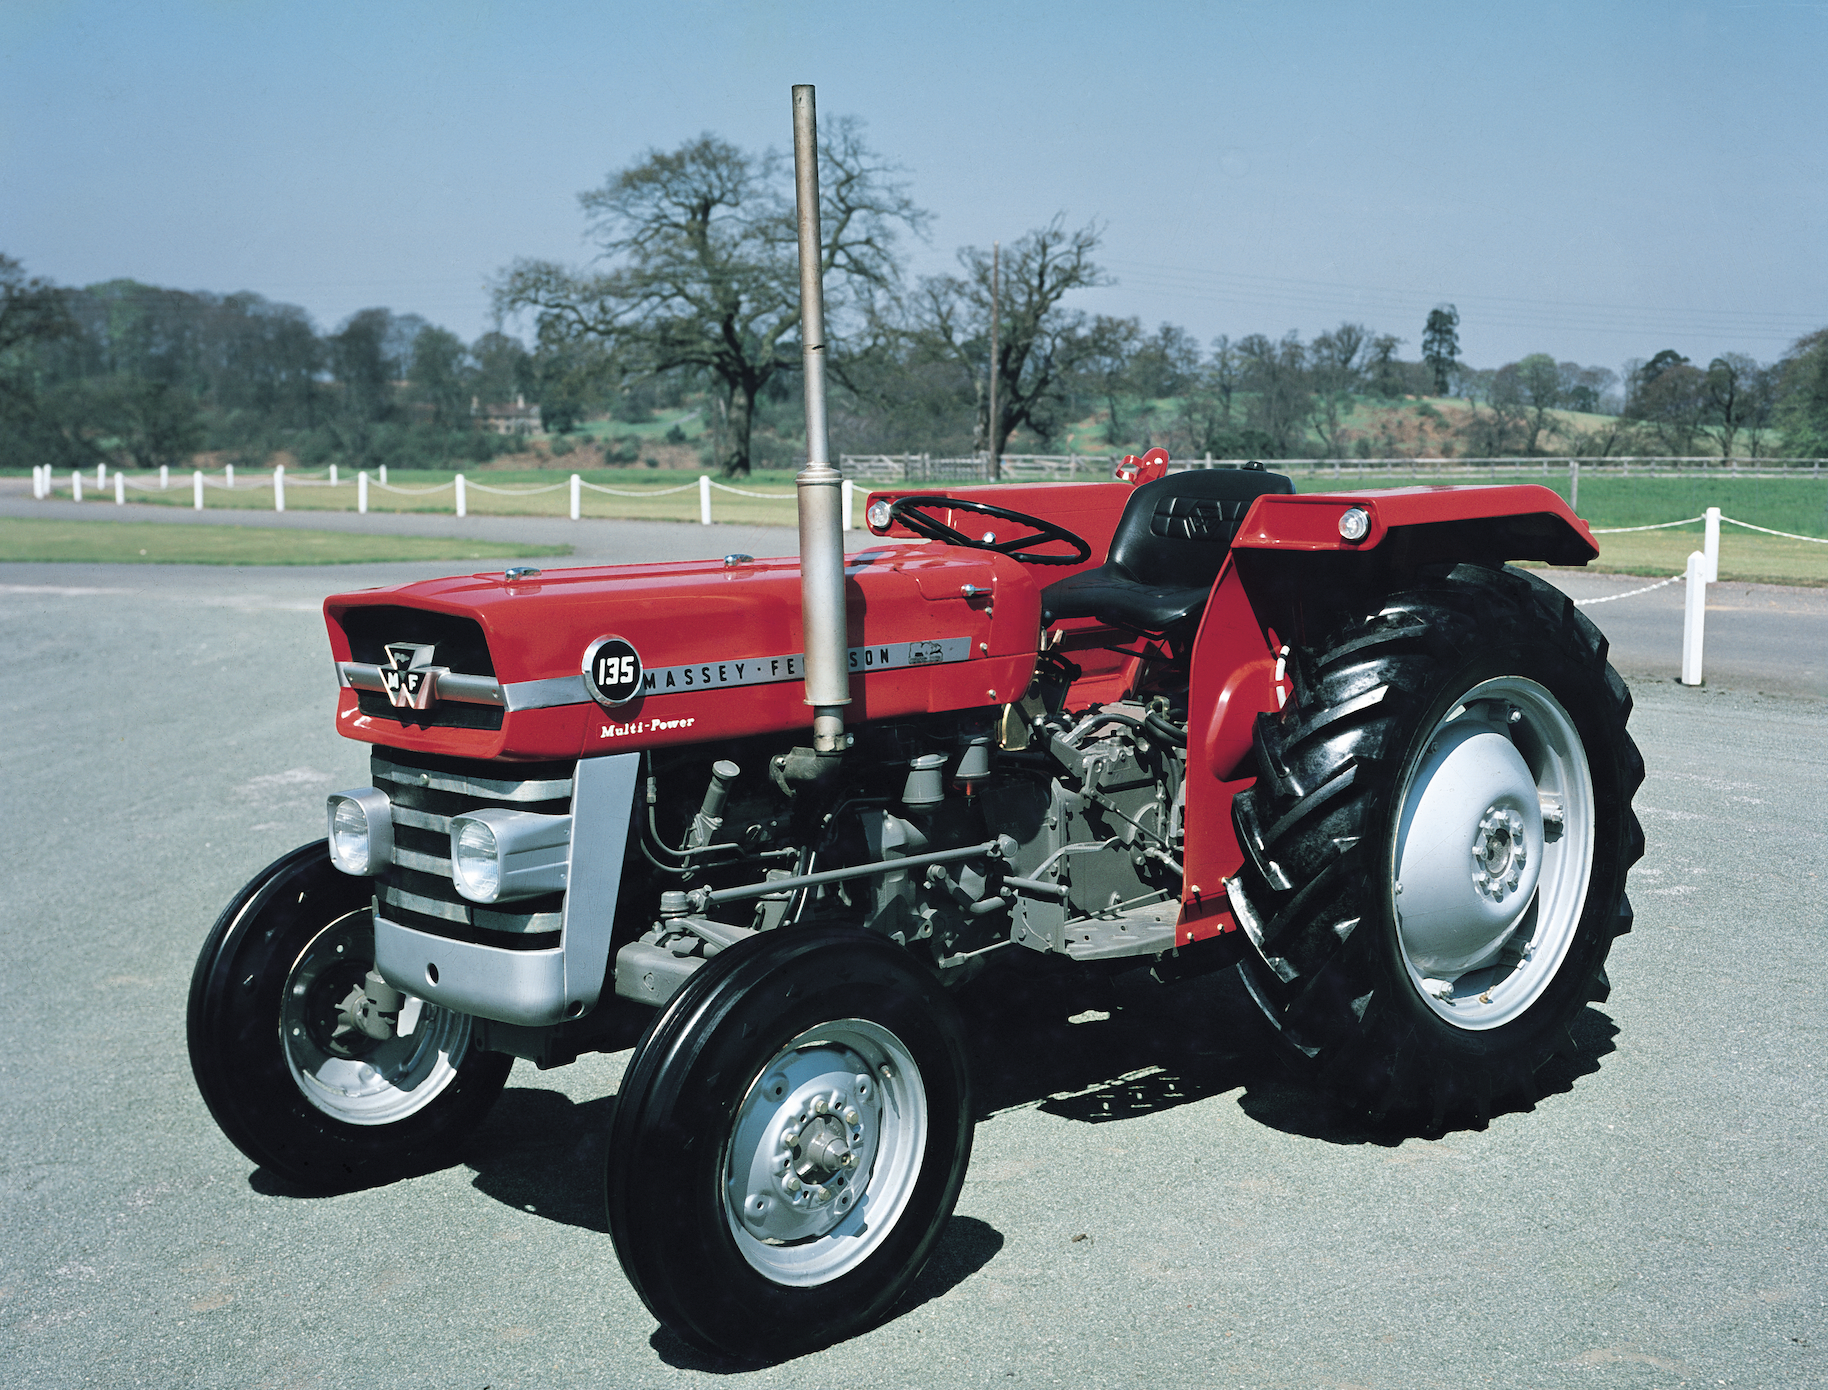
[497,119,921,476]
[1625,349,1706,454]
[1422,304,1460,395]
[409,325,471,428]
[1236,331,1310,457]
[97,376,206,469]
[1366,333,1407,398]
[1775,329,1828,456]
[471,332,532,409]
[0,254,80,464]
[331,308,400,425]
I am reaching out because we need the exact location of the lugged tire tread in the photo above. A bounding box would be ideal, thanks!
[1231,563,1642,1126]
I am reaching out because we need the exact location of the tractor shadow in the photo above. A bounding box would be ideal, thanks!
[450,963,1621,1233]
[646,1215,1006,1373]
[958,958,1620,1147]
[463,1087,618,1231]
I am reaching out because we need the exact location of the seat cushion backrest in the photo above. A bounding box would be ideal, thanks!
[1106,466,1296,588]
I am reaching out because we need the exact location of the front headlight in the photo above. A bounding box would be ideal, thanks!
[449,808,572,903]
[452,819,502,901]
[326,788,394,876]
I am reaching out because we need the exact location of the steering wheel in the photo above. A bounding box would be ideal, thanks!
[885,495,1092,567]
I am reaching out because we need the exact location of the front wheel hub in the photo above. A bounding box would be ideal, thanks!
[724,1020,927,1286]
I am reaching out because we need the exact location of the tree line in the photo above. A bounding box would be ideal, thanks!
[0,256,557,473]
[7,121,1828,476]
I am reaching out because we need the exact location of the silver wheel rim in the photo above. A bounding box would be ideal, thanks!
[723,1018,928,1287]
[279,909,473,1125]
[1389,676,1595,1030]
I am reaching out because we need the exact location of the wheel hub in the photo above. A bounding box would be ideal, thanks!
[1393,713,1545,977]
[279,913,471,1125]
[724,1018,927,1286]
[1471,806,1529,901]
[1390,677,1596,1029]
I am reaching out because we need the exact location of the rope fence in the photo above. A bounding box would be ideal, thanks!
[25,461,1819,688]
[28,464,833,527]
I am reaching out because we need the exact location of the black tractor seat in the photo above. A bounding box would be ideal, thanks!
[1040,465,1295,632]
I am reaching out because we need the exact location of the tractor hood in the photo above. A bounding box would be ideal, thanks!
[324,543,1043,762]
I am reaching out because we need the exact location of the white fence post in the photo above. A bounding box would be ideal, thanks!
[225,463,234,489]
[115,473,125,504]
[160,464,169,489]
[1703,506,1720,582]
[570,473,581,521]
[1681,551,1707,686]
[97,461,106,489]
[358,471,368,514]
[72,470,82,502]
[379,465,388,485]
[842,478,855,531]
[329,463,338,486]
[193,470,204,509]
[1569,459,1580,514]
[274,465,285,512]
[455,473,467,518]
[699,474,712,525]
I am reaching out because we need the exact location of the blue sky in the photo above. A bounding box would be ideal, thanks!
[3,0,1823,373]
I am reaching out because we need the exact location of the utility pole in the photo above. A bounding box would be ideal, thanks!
[988,240,1000,482]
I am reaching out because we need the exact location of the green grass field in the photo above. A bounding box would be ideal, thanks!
[0,518,570,566]
[21,464,1825,583]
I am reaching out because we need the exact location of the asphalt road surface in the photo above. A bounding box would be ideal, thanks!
[2,523,1823,1388]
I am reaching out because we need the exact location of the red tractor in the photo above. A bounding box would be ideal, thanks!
[186,90,1641,1360]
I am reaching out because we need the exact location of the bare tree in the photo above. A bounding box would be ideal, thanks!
[911,216,1109,456]
[496,120,922,475]
[1697,353,1762,459]
[1513,352,1572,455]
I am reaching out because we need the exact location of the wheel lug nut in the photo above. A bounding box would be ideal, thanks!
[782,1174,802,1193]
[842,1107,861,1126]
[811,1097,828,1115]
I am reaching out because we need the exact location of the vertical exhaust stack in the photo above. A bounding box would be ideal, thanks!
[791,83,850,756]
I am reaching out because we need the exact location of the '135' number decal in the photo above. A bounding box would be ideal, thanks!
[583,636,643,708]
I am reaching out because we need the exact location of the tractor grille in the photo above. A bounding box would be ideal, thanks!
[344,605,505,732]
[372,746,574,950]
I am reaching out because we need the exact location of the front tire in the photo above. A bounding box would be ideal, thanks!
[1231,563,1644,1125]
[187,840,512,1188]
[606,925,974,1360]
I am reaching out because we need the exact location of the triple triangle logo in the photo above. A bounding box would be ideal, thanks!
[380,642,447,710]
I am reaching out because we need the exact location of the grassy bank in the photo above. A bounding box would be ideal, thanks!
[0,517,570,566]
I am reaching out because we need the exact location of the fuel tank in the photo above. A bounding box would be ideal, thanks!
[324,541,1044,761]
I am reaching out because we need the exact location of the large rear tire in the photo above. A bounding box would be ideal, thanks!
[1229,563,1644,1125]
[606,925,973,1360]
[188,841,512,1189]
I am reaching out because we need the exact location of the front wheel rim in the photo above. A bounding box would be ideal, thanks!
[279,909,473,1125]
[1390,675,1596,1030]
[722,1018,928,1287]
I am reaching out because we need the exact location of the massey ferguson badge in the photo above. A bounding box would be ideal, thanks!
[186,86,1643,1361]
